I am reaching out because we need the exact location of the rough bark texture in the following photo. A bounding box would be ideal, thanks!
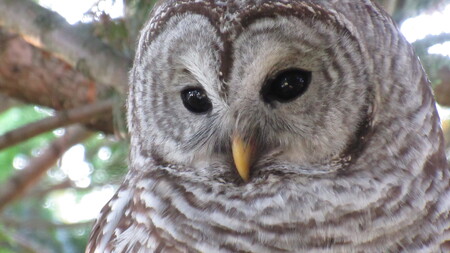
[0,28,115,133]
[0,0,131,93]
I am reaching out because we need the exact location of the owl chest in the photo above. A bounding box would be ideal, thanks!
[118,189,373,253]
[111,179,445,253]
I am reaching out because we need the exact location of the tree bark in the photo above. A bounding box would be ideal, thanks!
[0,0,131,93]
[0,28,115,133]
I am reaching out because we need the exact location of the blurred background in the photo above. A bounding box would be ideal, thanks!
[0,0,449,252]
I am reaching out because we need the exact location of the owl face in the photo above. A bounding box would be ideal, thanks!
[89,1,448,251]
[129,4,371,184]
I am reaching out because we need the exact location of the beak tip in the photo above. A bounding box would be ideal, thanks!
[232,135,253,183]
[238,171,250,182]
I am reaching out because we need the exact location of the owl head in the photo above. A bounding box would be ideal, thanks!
[127,0,445,186]
[87,1,449,252]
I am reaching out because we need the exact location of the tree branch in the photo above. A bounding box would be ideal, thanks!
[0,0,130,93]
[28,179,75,199]
[0,99,113,150]
[412,33,450,53]
[0,28,116,133]
[2,215,94,230]
[29,179,113,200]
[5,230,53,253]
[0,125,91,211]
[388,0,448,24]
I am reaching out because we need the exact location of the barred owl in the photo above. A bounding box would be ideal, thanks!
[86,0,450,252]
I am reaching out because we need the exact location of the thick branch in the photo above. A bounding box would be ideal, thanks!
[0,28,115,133]
[0,99,113,150]
[0,126,91,211]
[0,0,130,92]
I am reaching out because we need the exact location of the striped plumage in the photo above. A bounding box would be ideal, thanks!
[86,0,450,252]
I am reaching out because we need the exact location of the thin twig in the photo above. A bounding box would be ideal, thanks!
[0,125,92,211]
[2,216,94,230]
[10,232,52,253]
[29,179,74,199]
[413,33,450,52]
[29,179,110,199]
[0,99,113,150]
[0,226,53,253]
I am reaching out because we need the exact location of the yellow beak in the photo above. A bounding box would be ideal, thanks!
[232,135,253,182]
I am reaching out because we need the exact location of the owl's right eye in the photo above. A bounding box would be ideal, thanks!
[181,88,212,114]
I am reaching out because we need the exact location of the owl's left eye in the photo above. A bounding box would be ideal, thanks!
[261,69,312,104]
[181,88,212,114]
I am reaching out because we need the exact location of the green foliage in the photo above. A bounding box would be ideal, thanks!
[123,0,159,54]
[0,248,15,253]
[83,133,129,184]
[0,105,127,252]
[0,106,56,182]
[0,105,49,134]
[412,33,450,88]
[0,226,16,253]
[80,0,158,56]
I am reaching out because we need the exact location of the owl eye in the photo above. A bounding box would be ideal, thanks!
[181,88,212,114]
[262,69,312,103]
